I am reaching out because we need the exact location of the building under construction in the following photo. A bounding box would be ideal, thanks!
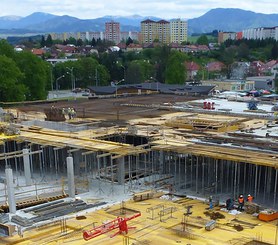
[0,94,277,244]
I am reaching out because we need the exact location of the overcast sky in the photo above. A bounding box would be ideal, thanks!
[2,0,278,19]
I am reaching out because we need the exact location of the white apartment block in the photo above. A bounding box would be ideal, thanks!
[242,26,278,41]
[86,32,104,41]
[170,19,188,44]
[120,31,139,41]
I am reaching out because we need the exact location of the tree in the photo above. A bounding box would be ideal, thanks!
[45,34,53,47]
[211,30,219,37]
[126,62,142,84]
[15,51,49,100]
[271,43,278,60]
[91,38,96,46]
[237,43,250,60]
[77,39,83,47]
[146,45,171,83]
[96,65,110,86]
[0,55,26,102]
[79,57,99,87]
[0,39,15,58]
[196,35,209,45]
[126,37,133,46]
[165,51,187,84]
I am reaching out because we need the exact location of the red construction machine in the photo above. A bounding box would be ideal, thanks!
[83,213,141,241]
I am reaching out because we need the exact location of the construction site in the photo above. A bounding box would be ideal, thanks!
[0,93,277,244]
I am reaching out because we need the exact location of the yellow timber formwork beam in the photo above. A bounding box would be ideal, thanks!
[152,143,278,168]
[16,129,148,157]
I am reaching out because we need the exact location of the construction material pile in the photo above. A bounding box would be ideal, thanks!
[0,124,19,136]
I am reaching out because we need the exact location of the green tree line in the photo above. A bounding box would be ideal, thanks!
[1,36,278,102]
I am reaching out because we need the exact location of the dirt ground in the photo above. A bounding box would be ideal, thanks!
[17,94,203,121]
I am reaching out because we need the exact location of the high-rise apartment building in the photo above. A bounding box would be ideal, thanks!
[141,19,170,44]
[170,18,188,44]
[105,21,120,44]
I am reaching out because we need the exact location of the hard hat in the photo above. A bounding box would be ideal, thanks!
[240,195,243,197]
[248,194,251,197]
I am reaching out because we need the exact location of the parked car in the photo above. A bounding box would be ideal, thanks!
[72,88,82,93]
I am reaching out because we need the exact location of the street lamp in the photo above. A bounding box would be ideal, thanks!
[56,75,65,92]
[121,65,125,81]
[115,79,125,98]
[66,67,75,91]
[150,76,159,92]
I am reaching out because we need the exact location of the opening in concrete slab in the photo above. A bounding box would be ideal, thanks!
[101,134,149,146]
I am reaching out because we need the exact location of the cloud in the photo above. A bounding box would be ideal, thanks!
[1,0,278,19]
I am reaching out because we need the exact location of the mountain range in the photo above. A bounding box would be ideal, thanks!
[0,8,278,35]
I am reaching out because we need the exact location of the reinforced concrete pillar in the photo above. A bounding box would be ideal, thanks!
[117,157,125,185]
[67,156,75,198]
[23,148,32,186]
[5,168,16,214]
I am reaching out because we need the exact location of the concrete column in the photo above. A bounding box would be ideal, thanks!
[67,156,75,198]
[5,168,16,214]
[23,148,32,186]
[117,157,125,185]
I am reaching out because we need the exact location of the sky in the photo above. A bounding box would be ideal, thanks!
[1,0,278,19]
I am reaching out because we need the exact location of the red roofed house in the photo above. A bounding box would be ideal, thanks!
[126,43,143,52]
[206,61,226,72]
[249,61,265,76]
[262,60,278,76]
[185,61,200,80]
[31,48,45,57]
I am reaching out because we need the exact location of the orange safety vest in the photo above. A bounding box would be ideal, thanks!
[247,196,253,202]
[238,197,244,204]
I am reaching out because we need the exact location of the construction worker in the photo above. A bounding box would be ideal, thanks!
[209,196,213,209]
[247,194,253,202]
[226,198,234,210]
[237,194,244,211]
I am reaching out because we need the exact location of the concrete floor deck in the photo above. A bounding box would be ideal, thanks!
[3,196,277,245]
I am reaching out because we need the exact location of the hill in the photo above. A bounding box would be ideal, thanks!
[188,8,278,34]
[0,9,277,35]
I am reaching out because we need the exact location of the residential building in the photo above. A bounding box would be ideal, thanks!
[185,61,200,80]
[120,31,140,42]
[206,61,226,73]
[249,61,265,76]
[218,32,237,43]
[169,43,185,52]
[170,18,188,44]
[141,19,157,44]
[230,62,250,79]
[48,30,136,44]
[184,45,209,53]
[87,32,104,42]
[242,26,278,41]
[156,20,170,44]
[126,43,143,52]
[31,48,45,57]
[262,60,278,76]
[141,19,170,44]
[105,21,120,44]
